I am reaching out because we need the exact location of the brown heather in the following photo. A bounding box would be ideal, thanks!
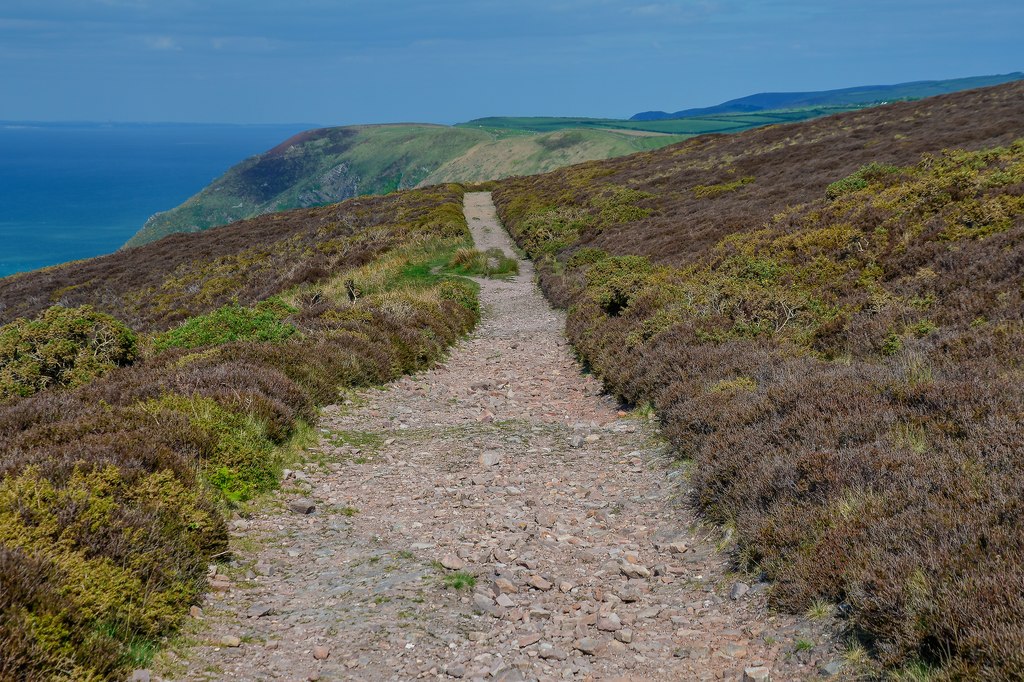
[0,185,478,679]
[493,82,1024,678]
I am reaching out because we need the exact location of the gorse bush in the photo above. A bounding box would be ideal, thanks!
[494,81,1024,680]
[0,185,480,679]
[0,305,137,401]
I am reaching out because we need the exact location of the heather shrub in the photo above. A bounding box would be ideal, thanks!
[0,184,481,678]
[0,305,137,401]
[0,464,221,679]
[438,279,480,317]
[139,394,278,504]
[566,247,608,269]
[825,163,900,199]
[495,130,1024,677]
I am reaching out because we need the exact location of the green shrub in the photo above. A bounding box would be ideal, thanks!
[566,247,609,269]
[825,162,901,200]
[0,305,137,401]
[438,279,480,317]
[139,394,278,504]
[0,464,221,680]
[153,302,297,351]
[585,255,657,316]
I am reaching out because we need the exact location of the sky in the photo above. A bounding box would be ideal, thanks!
[1,0,1021,125]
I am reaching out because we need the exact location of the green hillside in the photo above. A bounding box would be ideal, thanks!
[127,123,686,247]
[126,125,489,247]
[419,128,681,185]
[458,105,858,135]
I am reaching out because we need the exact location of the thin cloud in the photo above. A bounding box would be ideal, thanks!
[144,35,181,51]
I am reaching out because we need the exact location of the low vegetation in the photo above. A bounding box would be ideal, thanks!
[0,186,482,679]
[446,247,519,278]
[0,305,138,401]
[494,81,1024,678]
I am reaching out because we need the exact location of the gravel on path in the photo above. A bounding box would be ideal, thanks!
[165,193,837,681]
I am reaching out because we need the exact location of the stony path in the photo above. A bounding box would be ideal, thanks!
[167,193,837,681]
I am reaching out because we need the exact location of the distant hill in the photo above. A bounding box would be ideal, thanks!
[631,72,1024,121]
[129,72,1024,249]
[126,124,685,247]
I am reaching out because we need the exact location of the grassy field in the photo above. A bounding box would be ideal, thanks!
[457,105,862,135]
[419,128,686,185]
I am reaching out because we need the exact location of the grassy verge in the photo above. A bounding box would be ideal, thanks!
[0,191,483,679]
[494,141,1024,678]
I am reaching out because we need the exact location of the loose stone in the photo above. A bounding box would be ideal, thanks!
[289,499,316,515]
[441,554,466,570]
[744,666,771,682]
[730,582,751,600]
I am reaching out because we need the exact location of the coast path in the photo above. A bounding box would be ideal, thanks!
[167,193,827,681]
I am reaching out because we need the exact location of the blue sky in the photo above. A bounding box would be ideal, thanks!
[2,0,1021,124]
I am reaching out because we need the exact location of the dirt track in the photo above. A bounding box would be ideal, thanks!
[167,193,833,681]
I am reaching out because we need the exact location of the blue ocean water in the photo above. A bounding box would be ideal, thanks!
[0,122,313,278]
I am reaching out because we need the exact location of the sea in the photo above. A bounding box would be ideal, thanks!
[0,122,314,278]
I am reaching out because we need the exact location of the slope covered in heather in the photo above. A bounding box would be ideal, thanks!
[0,184,486,679]
[493,80,1024,678]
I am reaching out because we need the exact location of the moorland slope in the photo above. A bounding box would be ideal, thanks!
[0,184,485,679]
[493,80,1024,678]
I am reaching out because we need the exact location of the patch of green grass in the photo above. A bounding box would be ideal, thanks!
[340,506,360,517]
[327,429,384,450]
[446,247,520,278]
[794,638,815,652]
[891,661,938,682]
[805,599,834,620]
[152,300,297,352]
[442,572,477,590]
[693,176,754,199]
[139,393,279,505]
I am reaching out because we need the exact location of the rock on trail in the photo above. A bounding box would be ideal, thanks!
[169,193,836,681]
